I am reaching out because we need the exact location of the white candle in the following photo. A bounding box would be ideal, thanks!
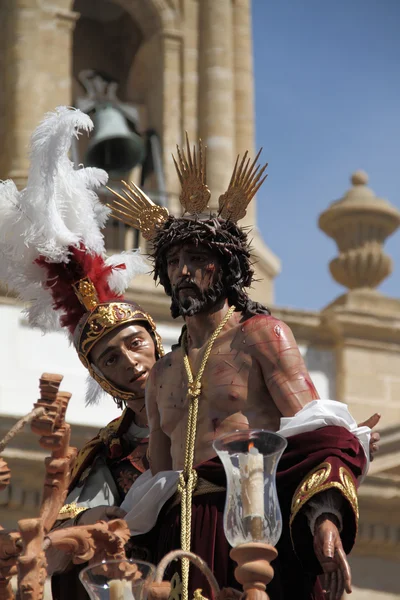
[109,580,132,600]
[239,444,264,518]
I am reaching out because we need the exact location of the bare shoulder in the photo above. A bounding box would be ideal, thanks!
[241,314,294,342]
[240,314,299,361]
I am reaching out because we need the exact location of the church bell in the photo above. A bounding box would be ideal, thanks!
[85,104,145,175]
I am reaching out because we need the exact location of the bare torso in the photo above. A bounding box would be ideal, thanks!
[147,314,318,470]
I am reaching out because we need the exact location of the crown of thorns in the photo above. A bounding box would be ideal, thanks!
[151,216,255,294]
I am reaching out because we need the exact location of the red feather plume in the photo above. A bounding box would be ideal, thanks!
[35,243,123,334]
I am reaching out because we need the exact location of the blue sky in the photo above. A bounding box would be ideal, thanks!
[252,0,400,310]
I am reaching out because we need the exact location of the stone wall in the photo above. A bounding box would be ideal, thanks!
[340,343,400,425]
[0,301,179,426]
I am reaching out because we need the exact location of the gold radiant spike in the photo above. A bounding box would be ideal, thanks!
[172,132,211,214]
[218,148,268,222]
[106,181,169,241]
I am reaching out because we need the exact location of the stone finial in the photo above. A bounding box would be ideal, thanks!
[318,171,400,290]
[351,170,368,186]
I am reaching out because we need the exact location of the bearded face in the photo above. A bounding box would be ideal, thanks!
[166,243,225,318]
[154,218,269,321]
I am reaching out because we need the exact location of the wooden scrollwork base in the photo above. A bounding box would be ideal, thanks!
[46,518,131,570]
[17,519,47,600]
[0,372,79,600]
[230,543,278,600]
[0,461,11,492]
[0,528,21,600]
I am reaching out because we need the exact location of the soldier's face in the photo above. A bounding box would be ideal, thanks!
[166,243,223,316]
[91,324,156,396]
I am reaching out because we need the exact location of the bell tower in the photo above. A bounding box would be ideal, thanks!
[0,0,280,321]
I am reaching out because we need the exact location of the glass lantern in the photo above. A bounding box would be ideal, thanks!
[213,429,287,548]
[79,559,155,600]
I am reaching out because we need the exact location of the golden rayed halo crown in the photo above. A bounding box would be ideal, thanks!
[173,132,211,214]
[106,135,268,238]
[106,181,169,241]
[218,147,268,222]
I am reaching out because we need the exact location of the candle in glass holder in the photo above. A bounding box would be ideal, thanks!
[239,442,264,539]
[80,559,155,600]
[108,580,126,600]
[109,576,141,600]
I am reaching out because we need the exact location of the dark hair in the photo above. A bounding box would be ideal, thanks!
[152,216,270,318]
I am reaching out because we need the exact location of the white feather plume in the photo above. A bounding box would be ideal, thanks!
[21,106,110,260]
[0,107,150,407]
[106,250,150,295]
[0,106,110,330]
[85,373,108,407]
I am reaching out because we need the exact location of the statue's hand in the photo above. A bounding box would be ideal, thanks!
[313,514,352,600]
[358,412,381,460]
[77,505,126,526]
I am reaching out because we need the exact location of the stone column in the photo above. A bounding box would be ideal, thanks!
[4,0,78,188]
[182,0,199,141]
[232,0,258,228]
[198,0,235,207]
[233,0,255,154]
[160,31,183,216]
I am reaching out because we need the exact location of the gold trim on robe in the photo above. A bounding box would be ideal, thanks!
[290,461,359,529]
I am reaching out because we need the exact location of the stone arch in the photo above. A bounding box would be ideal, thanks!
[70,0,181,104]
[72,0,143,101]
[65,0,180,37]
[111,0,180,39]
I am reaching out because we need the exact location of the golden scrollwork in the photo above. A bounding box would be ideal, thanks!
[290,462,359,529]
[165,573,210,600]
[168,573,183,600]
[339,466,359,518]
[193,590,209,600]
[140,205,170,240]
[93,304,119,328]
[72,277,99,311]
[79,304,151,358]
[290,462,332,519]
[57,502,88,521]
[74,302,164,405]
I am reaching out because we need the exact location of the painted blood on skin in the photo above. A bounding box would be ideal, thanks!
[305,375,319,399]
[213,363,229,375]
[242,314,277,334]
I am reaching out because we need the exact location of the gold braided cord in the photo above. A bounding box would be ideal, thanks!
[179,305,236,600]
